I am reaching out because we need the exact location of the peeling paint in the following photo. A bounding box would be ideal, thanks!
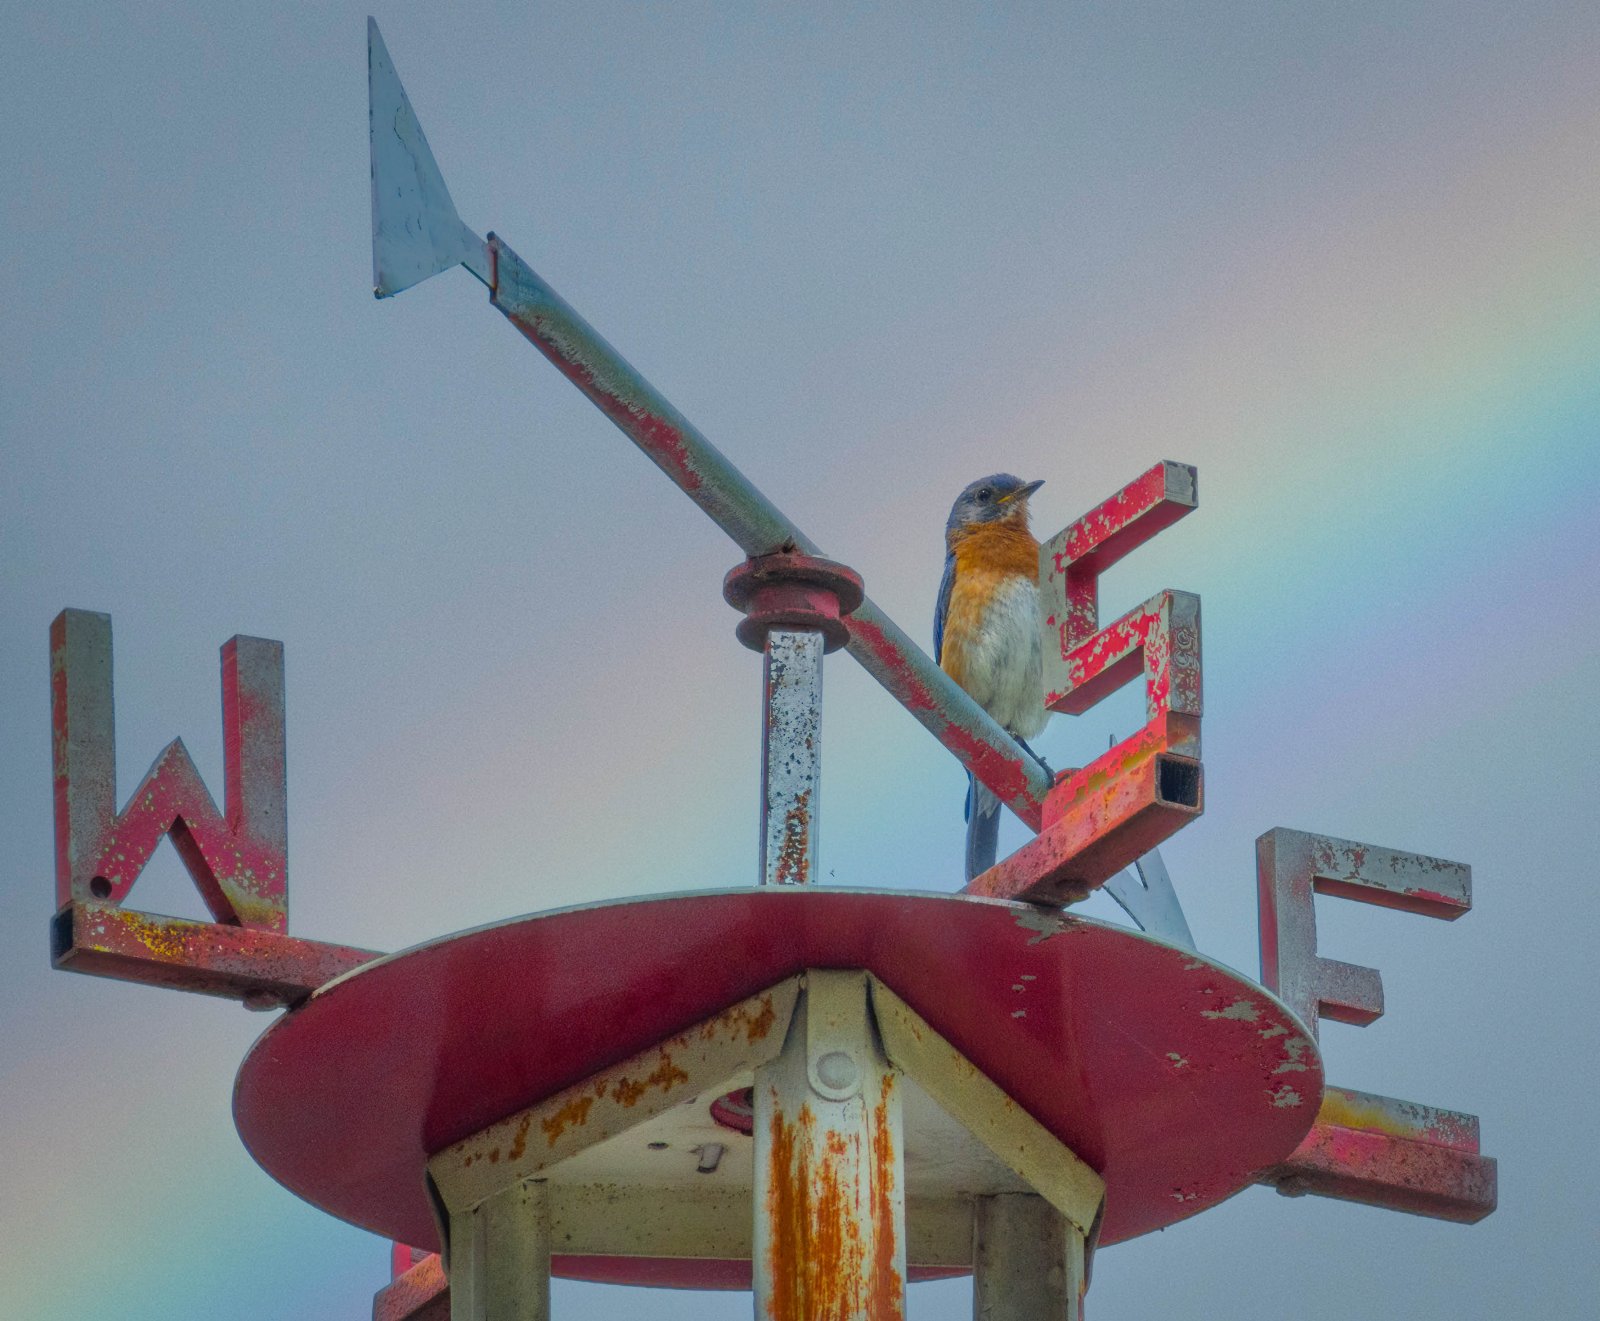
[1201,999,1259,1022]
[1012,907,1071,945]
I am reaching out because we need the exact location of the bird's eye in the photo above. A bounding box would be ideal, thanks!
[977,487,993,502]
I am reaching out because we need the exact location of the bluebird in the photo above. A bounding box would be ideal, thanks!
[934,474,1049,879]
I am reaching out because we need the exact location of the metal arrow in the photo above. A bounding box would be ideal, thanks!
[365,18,1053,830]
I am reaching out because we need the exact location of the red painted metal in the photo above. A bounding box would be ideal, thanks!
[1262,1087,1496,1222]
[961,465,1202,901]
[1043,461,1198,654]
[51,609,290,931]
[52,901,377,1006]
[234,888,1321,1281]
[374,1250,448,1321]
[723,552,865,653]
[965,749,1201,904]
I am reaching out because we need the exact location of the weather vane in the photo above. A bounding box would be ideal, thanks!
[46,19,1495,1320]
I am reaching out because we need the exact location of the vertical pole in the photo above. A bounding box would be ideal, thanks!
[449,1181,550,1321]
[973,1194,1085,1321]
[754,970,906,1321]
[761,629,824,886]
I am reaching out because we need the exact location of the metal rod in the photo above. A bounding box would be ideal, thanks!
[973,1194,1084,1321]
[754,971,906,1320]
[761,629,825,885]
[487,236,1049,829]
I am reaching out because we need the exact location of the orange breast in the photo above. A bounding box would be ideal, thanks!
[940,521,1040,690]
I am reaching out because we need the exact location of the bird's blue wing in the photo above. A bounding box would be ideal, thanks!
[933,551,955,663]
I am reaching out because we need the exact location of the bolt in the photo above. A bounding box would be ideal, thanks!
[815,1050,859,1091]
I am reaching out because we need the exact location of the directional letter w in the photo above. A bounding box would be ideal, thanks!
[51,609,288,931]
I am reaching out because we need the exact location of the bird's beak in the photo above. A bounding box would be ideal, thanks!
[999,479,1045,505]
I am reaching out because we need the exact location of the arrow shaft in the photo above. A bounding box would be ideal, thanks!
[488,235,1050,826]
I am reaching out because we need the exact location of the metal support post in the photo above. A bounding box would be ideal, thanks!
[973,1194,1085,1321]
[448,1181,550,1321]
[761,629,825,885]
[754,970,906,1320]
[725,553,864,887]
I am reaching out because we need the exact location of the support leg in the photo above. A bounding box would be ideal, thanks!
[973,1193,1085,1321]
[753,970,906,1320]
[449,1180,550,1321]
[760,628,824,886]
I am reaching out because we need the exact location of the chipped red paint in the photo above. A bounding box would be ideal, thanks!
[1252,832,1492,1221]
[51,609,290,931]
[724,552,865,654]
[52,900,377,1005]
[1047,461,1197,649]
[1263,1085,1496,1222]
[238,890,1320,1256]
[1258,828,1471,1033]
[1045,592,1202,758]
[489,235,701,493]
[995,466,1205,897]
[483,237,1055,823]
[965,750,1202,903]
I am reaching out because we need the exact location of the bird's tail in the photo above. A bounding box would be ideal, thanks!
[965,773,1001,881]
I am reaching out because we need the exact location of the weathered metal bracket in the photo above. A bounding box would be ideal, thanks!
[974,1193,1087,1320]
[754,970,906,1319]
[869,978,1104,1239]
[428,980,803,1213]
[1253,828,1495,1222]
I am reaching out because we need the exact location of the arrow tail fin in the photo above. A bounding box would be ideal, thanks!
[368,17,489,297]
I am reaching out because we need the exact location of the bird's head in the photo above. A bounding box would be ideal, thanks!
[945,473,1044,537]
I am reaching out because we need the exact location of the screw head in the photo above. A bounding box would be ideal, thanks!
[814,1050,859,1091]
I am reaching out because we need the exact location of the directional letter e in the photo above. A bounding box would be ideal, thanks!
[51,610,289,931]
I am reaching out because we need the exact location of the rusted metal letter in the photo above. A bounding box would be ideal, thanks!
[965,463,1201,903]
[1255,828,1494,1221]
[1257,828,1469,1033]
[52,608,289,930]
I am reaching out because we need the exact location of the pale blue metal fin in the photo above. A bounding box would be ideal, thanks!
[1105,848,1196,949]
[368,17,490,297]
